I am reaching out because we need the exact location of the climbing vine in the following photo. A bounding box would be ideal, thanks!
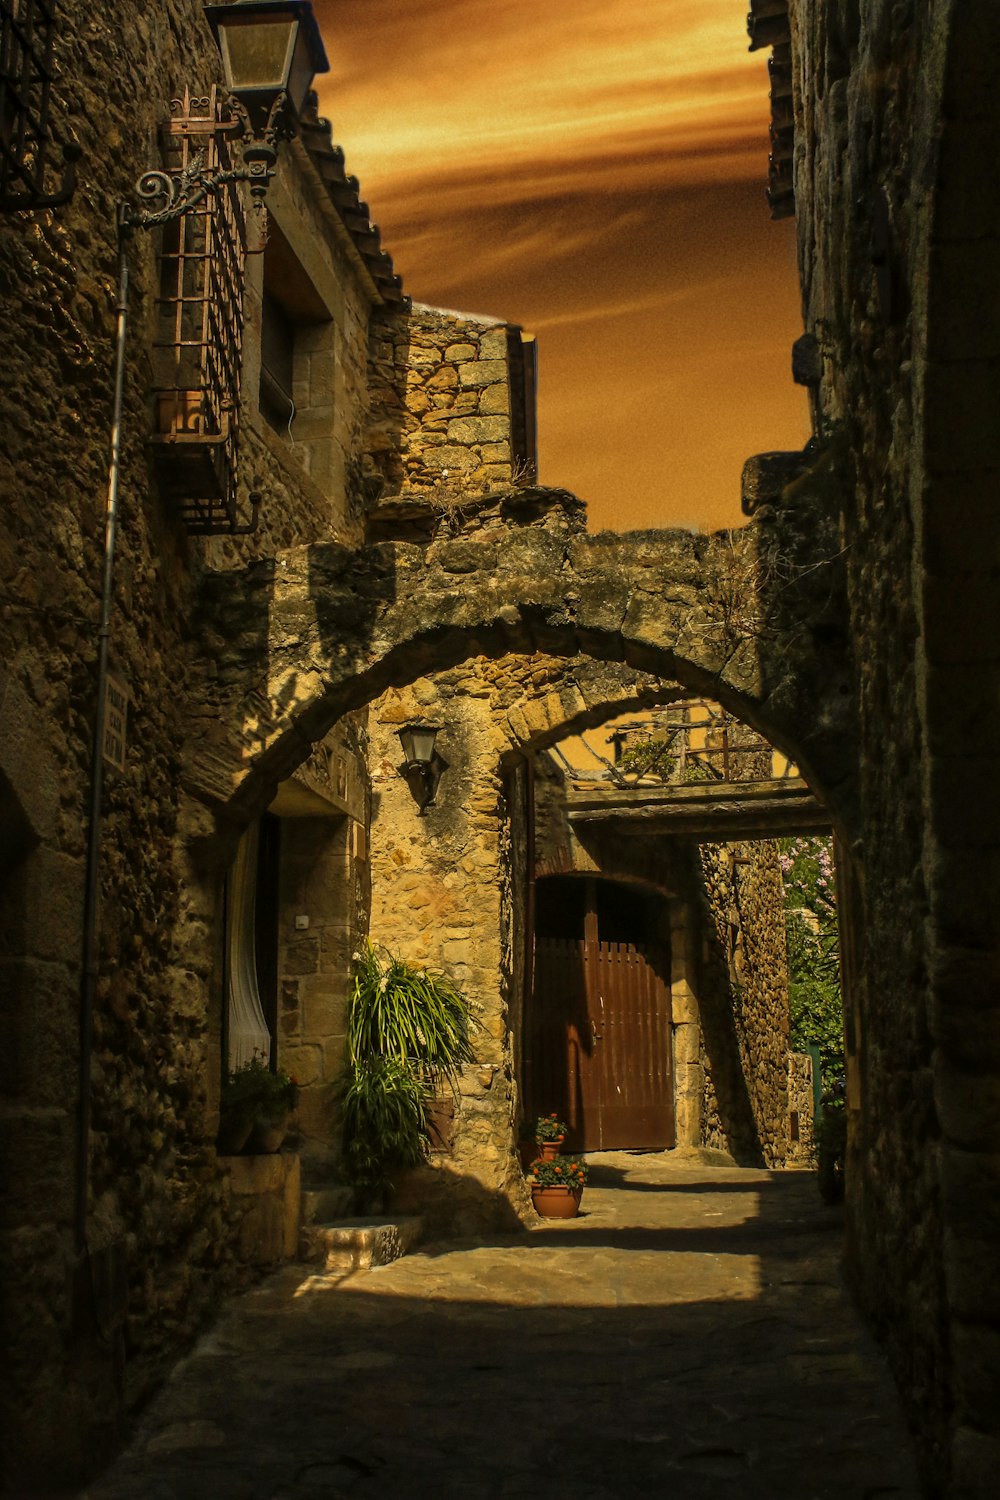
[779,836,844,1093]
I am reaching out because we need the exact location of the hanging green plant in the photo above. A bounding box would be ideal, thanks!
[341,944,475,1195]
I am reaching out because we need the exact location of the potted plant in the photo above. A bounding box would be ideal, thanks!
[219,1052,298,1155]
[528,1154,589,1218]
[534,1112,568,1161]
[341,944,475,1198]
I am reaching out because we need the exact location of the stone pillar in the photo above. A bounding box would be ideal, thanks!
[670,900,704,1147]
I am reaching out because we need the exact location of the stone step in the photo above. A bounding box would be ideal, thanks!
[299,1215,424,1273]
[300,1184,355,1226]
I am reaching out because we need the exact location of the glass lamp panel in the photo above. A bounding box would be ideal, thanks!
[217,18,298,93]
[409,725,440,764]
[398,725,440,765]
[286,24,318,116]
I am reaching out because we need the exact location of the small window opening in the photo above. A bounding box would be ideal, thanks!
[260,290,296,435]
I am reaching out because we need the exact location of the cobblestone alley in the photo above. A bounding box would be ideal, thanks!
[80,1154,922,1500]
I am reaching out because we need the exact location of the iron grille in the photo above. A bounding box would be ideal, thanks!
[0,0,75,210]
[152,87,250,534]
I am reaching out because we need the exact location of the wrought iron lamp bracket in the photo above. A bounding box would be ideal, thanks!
[119,90,290,232]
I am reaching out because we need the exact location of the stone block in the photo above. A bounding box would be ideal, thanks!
[927,241,1000,359]
[423,445,478,472]
[923,359,1000,475]
[426,366,458,391]
[935,1060,1000,1150]
[0,957,77,1106]
[951,1322,1000,1432]
[446,415,509,445]
[478,443,511,464]
[479,383,510,415]
[222,1151,301,1264]
[0,1105,74,1228]
[8,848,84,964]
[479,330,509,359]
[950,1426,1000,1499]
[927,755,1000,848]
[928,947,1000,1065]
[458,360,508,388]
[922,480,1000,576]
[300,1184,354,1225]
[299,1214,423,1272]
[923,573,1000,664]
[284,937,321,975]
[444,343,476,361]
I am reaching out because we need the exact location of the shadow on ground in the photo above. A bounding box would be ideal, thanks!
[78,1168,921,1500]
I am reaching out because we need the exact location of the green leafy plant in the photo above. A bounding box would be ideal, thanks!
[619,736,718,784]
[779,836,844,1095]
[341,1058,430,1191]
[620,738,677,779]
[221,1052,298,1126]
[341,944,475,1195]
[527,1154,589,1190]
[534,1113,568,1143]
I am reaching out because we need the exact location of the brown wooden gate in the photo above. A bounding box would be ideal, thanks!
[530,931,675,1152]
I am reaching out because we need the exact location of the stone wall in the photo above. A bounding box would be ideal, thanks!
[367,675,529,1232]
[789,2,1000,1487]
[787,1051,816,1166]
[366,304,527,498]
[0,1,384,1486]
[697,841,791,1168]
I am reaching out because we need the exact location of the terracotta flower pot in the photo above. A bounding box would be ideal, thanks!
[249,1115,287,1154]
[538,1137,566,1162]
[216,1114,252,1156]
[531,1184,582,1219]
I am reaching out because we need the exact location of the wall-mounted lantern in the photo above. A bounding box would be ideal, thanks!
[397,723,444,814]
[204,0,329,176]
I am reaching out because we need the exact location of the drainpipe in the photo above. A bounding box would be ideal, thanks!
[76,227,129,1254]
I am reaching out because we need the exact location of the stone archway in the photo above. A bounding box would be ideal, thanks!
[187,489,855,854]
[359,648,801,1219]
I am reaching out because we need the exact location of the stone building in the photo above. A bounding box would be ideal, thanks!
[367,673,803,1231]
[2,1,1000,1497]
[0,2,538,1487]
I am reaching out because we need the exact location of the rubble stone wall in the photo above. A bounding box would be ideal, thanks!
[697,842,791,1167]
[792,2,1000,1485]
[0,1,379,1486]
[787,1051,816,1166]
[366,304,520,497]
[365,657,691,1229]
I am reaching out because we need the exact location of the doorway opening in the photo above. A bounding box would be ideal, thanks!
[525,874,675,1153]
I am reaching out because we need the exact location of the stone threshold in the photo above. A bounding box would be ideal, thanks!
[299,1215,424,1273]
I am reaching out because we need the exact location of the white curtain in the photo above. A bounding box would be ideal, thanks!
[226,822,272,1070]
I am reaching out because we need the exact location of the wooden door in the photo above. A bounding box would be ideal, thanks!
[529,884,675,1151]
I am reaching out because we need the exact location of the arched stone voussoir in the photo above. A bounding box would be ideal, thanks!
[202,492,857,840]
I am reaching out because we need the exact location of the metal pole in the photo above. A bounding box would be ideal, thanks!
[75,226,129,1255]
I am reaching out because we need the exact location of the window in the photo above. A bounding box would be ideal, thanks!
[257,221,333,469]
[260,289,296,435]
[0,0,76,211]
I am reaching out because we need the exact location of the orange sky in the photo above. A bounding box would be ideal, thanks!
[314,0,809,532]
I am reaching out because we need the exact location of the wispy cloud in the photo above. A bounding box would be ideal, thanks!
[315,0,805,532]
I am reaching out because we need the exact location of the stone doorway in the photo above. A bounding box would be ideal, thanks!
[526,875,675,1152]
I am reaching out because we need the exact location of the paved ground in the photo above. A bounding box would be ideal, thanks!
[81,1153,923,1499]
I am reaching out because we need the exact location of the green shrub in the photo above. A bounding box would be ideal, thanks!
[341,944,474,1195]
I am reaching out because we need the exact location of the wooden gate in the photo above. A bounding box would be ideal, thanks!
[530,934,675,1152]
